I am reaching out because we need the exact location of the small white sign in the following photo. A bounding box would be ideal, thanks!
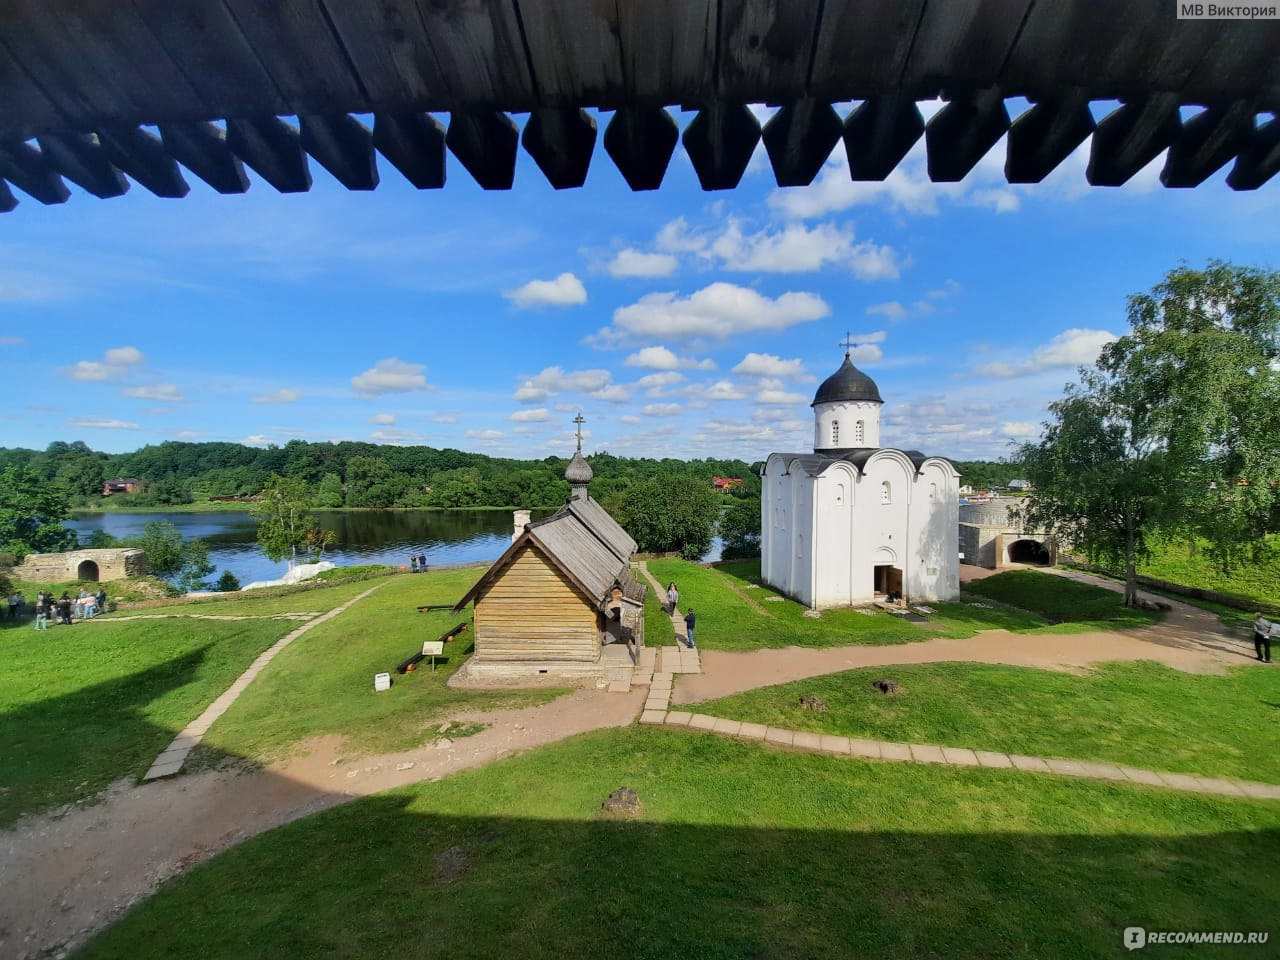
[374,672,392,692]
[422,641,445,656]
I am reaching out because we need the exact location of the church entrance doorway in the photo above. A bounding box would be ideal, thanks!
[873,564,903,599]
[1008,539,1050,565]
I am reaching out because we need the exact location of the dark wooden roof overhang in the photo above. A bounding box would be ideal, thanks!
[1,1,1277,215]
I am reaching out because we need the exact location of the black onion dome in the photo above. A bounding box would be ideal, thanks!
[812,353,883,406]
[565,450,593,484]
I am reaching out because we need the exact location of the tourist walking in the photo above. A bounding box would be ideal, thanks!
[410,554,419,573]
[667,582,679,615]
[95,588,107,614]
[684,608,696,649]
[1255,613,1273,663]
[7,591,18,621]
[1267,618,1279,665]
[33,602,48,630]
[57,593,73,626]
[418,554,428,573]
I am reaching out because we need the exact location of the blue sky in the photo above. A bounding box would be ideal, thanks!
[1,100,1276,463]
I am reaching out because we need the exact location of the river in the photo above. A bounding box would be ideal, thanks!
[69,509,723,585]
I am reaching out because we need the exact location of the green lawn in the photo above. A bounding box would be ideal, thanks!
[0,616,296,826]
[1140,535,1280,608]
[82,727,1280,960]
[641,576,677,646]
[693,661,1280,783]
[10,575,176,604]
[646,560,1152,650]
[191,570,560,765]
[104,575,399,619]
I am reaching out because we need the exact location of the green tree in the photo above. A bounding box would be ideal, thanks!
[215,570,241,592]
[719,497,762,561]
[0,466,75,558]
[315,472,345,508]
[1019,261,1280,606]
[135,521,186,577]
[176,539,216,592]
[612,475,720,560]
[252,475,327,566]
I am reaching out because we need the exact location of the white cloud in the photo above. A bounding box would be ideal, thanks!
[591,385,631,403]
[754,378,808,405]
[369,412,397,425]
[503,272,588,308]
[607,249,679,278]
[509,408,551,422]
[65,345,146,382]
[123,384,183,402]
[642,403,682,417]
[371,428,427,443]
[866,301,908,321]
[619,414,643,424]
[253,389,301,404]
[625,346,682,370]
[732,353,807,378]
[432,414,458,424]
[352,357,429,395]
[0,335,24,345]
[513,366,612,403]
[242,434,271,447]
[636,371,686,396]
[466,429,505,440]
[609,282,829,341]
[68,417,139,430]
[702,380,748,401]
[974,328,1118,378]
[1002,421,1041,438]
[849,242,902,281]
[104,346,144,366]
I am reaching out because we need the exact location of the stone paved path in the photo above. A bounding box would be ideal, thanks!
[142,584,386,780]
[639,708,1280,801]
[636,561,703,680]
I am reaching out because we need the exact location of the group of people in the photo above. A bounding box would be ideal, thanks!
[1252,613,1277,663]
[408,554,429,573]
[24,588,108,629]
[666,581,696,649]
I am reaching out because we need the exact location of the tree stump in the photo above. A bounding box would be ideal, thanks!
[872,678,901,695]
[799,694,828,712]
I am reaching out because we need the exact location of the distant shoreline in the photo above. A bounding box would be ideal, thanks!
[70,503,555,516]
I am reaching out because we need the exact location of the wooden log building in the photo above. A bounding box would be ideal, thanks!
[452,418,645,683]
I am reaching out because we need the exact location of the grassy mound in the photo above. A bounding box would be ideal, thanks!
[964,569,1159,629]
[692,661,1280,783]
[81,728,1280,960]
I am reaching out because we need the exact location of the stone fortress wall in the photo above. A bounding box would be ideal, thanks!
[958,499,1055,569]
[17,548,147,583]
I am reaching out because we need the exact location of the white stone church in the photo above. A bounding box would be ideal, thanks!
[761,350,960,607]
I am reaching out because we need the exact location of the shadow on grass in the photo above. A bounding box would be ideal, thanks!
[0,648,211,826]
[78,801,1280,960]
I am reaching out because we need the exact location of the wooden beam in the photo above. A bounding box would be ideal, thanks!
[373,112,446,189]
[408,0,535,108]
[717,0,821,103]
[97,126,190,198]
[809,0,925,101]
[1087,95,1180,187]
[300,114,379,191]
[1161,102,1253,188]
[762,99,843,187]
[446,110,519,190]
[617,1,716,104]
[522,107,597,190]
[682,102,761,191]
[0,141,70,205]
[513,0,625,107]
[1227,117,1280,191]
[603,106,680,191]
[159,122,250,195]
[225,117,312,193]
[35,133,129,199]
[1005,95,1094,184]
[925,90,1010,183]
[904,0,1033,98]
[0,38,65,141]
[0,178,17,213]
[842,95,924,182]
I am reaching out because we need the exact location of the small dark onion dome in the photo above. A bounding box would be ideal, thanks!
[812,353,883,406]
[565,450,594,484]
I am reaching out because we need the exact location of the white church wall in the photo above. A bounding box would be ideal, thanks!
[792,471,816,606]
[850,454,914,604]
[907,460,961,601]
[813,399,881,450]
[812,464,855,607]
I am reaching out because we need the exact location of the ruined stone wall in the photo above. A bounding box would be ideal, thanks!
[16,549,148,582]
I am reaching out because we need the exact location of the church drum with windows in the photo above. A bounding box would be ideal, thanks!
[761,351,960,608]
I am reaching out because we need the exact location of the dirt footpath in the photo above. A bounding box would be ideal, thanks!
[0,687,644,960]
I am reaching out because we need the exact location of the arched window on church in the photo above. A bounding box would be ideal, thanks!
[929,482,937,502]
[880,481,891,505]
[854,420,865,445]
[835,482,844,505]
[831,420,839,446]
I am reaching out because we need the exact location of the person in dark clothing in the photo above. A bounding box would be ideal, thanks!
[1255,614,1273,663]
[418,554,428,573]
[95,588,107,613]
[57,593,73,625]
[684,609,696,649]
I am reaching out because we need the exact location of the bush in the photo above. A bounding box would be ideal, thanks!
[216,570,241,592]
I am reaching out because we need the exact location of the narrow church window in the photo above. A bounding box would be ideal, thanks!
[835,483,844,505]
[831,420,839,445]
[929,483,937,502]
[880,481,891,504]
[854,420,864,445]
